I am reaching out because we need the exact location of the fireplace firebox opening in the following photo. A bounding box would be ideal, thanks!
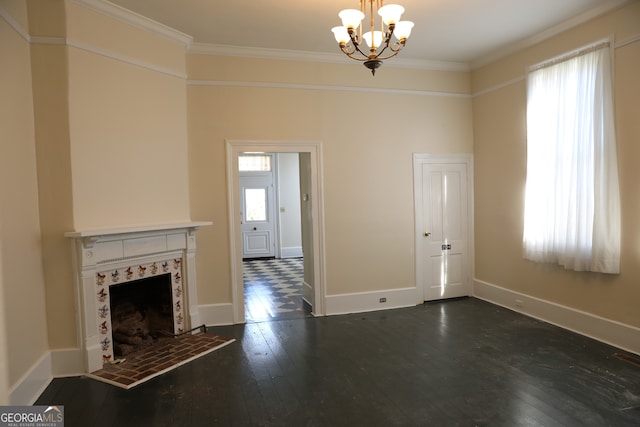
[109,273,173,357]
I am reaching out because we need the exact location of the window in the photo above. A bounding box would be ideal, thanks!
[244,188,267,222]
[239,155,271,172]
[523,41,620,274]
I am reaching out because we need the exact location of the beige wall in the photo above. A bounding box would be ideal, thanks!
[27,0,193,352]
[0,0,49,391]
[28,0,76,350]
[64,1,190,229]
[0,239,7,404]
[187,54,474,303]
[67,48,190,228]
[472,1,640,328]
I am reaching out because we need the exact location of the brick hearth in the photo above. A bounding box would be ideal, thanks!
[86,333,234,389]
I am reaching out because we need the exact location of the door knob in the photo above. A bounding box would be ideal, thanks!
[253,227,257,231]
[424,232,431,237]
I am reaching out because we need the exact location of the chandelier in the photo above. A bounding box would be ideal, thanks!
[331,0,414,75]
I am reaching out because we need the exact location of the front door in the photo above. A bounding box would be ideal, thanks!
[240,154,276,259]
[415,155,472,301]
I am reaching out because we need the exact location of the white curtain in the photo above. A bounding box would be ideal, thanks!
[523,44,620,274]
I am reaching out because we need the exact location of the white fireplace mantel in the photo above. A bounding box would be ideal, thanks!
[65,221,211,373]
[64,222,211,239]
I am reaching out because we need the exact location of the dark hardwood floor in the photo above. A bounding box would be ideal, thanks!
[36,298,640,426]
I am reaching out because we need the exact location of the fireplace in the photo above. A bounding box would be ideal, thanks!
[66,222,210,373]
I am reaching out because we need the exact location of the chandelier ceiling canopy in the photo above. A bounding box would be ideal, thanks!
[331,0,414,75]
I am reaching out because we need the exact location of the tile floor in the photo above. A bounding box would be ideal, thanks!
[243,257,311,322]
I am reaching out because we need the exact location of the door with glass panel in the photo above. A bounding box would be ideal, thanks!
[239,154,276,259]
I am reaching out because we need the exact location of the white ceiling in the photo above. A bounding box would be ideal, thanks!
[108,0,627,68]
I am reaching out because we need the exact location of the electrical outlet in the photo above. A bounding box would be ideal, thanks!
[515,299,523,308]
[379,297,387,303]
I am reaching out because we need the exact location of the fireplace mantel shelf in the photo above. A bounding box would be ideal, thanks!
[65,221,212,239]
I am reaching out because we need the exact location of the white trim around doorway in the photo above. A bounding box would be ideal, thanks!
[226,140,327,323]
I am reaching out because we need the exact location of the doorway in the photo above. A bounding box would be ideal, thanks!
[413,154,474,301]
[227,141,326,324]
[239,152,307,322]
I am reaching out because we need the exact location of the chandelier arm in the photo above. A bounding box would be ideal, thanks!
[376,43,390,58]
[388,40,406,53]
[344,55,375,62]
[339,44,374,62]
[372,50,400,61]
[340,44,358,56]
[371,33,391,58]
[340,40,403,62]
[349,39,374,59]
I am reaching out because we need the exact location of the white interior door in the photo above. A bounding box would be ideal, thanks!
[415,155,472,301]
[240,154,276,259]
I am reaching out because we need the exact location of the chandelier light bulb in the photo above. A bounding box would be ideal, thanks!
[378,4,404,25]
[393,20,414,41]
[331,26,351,44]
[338,9,365,30]
[362,31,384,49]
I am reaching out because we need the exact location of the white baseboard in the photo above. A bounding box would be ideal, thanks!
[473,279,640,356]
[280,247,303,258]
[198,303,234,326]
[50,348,84,377]
[325,287,419,316]
[8,352,52,405]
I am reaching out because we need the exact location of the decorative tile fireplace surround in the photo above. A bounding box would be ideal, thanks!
[65,222,211,373]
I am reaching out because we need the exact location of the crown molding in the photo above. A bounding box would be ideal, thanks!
[470,0,632,70]
[2,1,193,48]
[14,34,186,78]
[71,0,192,47]
[615,33,640,49]
[188,42,470,72]
[0,4,30,42]
[470,33,639,98]
[67,39,187,79]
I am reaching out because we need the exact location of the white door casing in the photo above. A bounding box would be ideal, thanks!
[414,154,473,301]
[227,140,326,324]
